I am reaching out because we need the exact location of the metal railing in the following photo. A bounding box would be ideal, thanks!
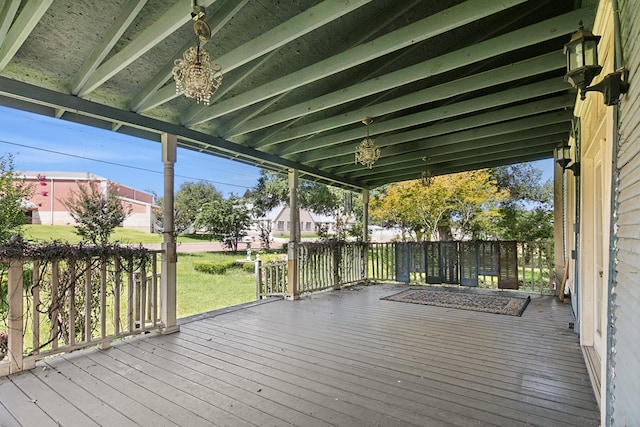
[0,245,163,376]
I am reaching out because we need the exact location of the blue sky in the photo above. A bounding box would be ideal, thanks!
[0,106,261,197]
[0,105,554,196]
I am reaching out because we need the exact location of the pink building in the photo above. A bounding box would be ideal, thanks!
[20,171,157,232]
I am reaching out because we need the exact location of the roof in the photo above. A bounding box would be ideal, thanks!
[0,1,593,190]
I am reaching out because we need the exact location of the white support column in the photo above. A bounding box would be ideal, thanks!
[362,188,370,283]
[362,188,369,243]
[553,160,565,296]
[286,169,299,300]
[160,133,179,333]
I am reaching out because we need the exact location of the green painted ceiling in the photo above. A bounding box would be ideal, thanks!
[0,0,595,190]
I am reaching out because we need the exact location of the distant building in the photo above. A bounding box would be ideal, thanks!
[252,203,355,237]
[20,171,157,232]
[252,204,317,236]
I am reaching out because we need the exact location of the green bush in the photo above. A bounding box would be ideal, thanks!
[193,260,237,275]
[257,253,287,264]
[241,262,255,273]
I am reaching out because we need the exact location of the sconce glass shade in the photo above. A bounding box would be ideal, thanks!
[555,143,572,169]
[564,23,602,100]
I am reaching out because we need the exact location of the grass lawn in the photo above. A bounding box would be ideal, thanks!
[19,225,257,319]
[176,252,256,318]
[22,225,215,245]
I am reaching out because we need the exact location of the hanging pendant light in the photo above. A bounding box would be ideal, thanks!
[355,117,380,169]
[172,2,223,105]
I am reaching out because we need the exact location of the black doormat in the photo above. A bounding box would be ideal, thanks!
[382,287,531,316]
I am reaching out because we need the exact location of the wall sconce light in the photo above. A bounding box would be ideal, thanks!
[564,22,628,106]
[555,142,580,176]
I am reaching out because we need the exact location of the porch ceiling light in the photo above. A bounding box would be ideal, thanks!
[564,21,628,106]
[172,2,223,105]
[555,141,580,176]
[355,117,380,169]
[421,156,433,186]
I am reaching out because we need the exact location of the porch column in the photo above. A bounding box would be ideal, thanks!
[553,159,565,296]
[160,133,179,333]
[362,188,370,283]
[362,188,369,242]
[286,169,300,300]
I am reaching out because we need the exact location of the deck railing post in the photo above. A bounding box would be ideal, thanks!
[286,169,300,300]
[255,257,262,300]
[7,260,25,373]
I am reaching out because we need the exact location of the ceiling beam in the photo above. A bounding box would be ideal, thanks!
[0,1,20,46]
[339,124,569,177]
[299,85,574,165]
[245,5,596,147]
[365,151,553,188]
[71,0,147,95]
[131,0,249,112]
[276,54,566,157]
[0,0,54,72]
[217,0,424,139]
[343,134,565,181]
[76,0,219,97]
[0,76,366,190]
[317,107,572,171]
[366,144,554,186]
[139,0,374,114]
[184,0,528,127]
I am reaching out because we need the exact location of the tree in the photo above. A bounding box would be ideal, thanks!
[370,170,505,241]
[447,170,507,239]
[195,196,251,251]
[0,154,33,243]
[174,181,222,234]
[63,181,132,244]
[491,163,553,240]
[371,179,454,241]
[246,169,360,243]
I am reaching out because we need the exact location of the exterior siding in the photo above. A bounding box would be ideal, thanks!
[21,172,156,232]
[610,0,640,424]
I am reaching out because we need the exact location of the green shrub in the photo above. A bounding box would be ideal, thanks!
[193,260,237,275]
[241,262,255,273]
[258,253,287,264]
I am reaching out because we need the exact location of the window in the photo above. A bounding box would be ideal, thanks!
[277,221,284,230]
[306,222,311,230]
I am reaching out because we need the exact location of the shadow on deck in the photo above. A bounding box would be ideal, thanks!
[0,284,599,426]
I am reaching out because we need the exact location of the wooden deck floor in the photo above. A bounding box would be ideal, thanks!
[0,284,600,426]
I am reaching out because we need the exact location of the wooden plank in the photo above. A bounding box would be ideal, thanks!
[87,347,258,427]
[177,324,515,426]
[34,360,139,427]
[130,337,373,427]
[64,351,214,427]
[45,354,176,426]
[108,343,298,427]
[0,394,20,427]
[0,284,599,426]
[8,370,99,426]
[0,376,57,426]
[186,315,594,425]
